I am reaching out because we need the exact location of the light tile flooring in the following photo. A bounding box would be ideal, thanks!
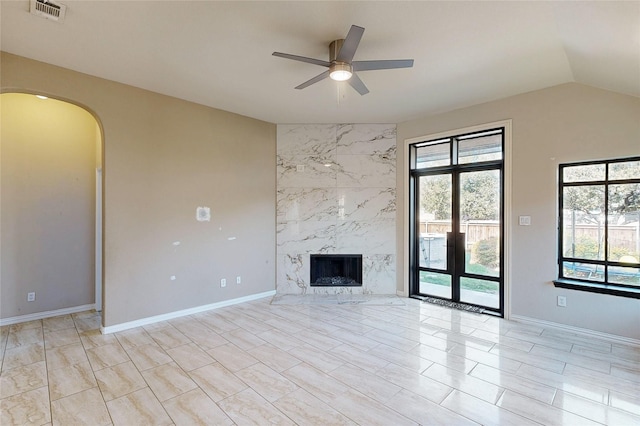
[1,297,639,425]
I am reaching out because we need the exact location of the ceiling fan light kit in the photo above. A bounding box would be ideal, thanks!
[273,25,414,95]
[329,63,352,81]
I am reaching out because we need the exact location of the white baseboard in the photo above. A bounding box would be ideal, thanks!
[510,314,640,347]
[101,290,276,334]
[0,304,96,327]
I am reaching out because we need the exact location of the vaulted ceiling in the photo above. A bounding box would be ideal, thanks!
[2,1,638,124]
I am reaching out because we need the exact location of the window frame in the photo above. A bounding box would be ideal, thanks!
[554,156,640,299]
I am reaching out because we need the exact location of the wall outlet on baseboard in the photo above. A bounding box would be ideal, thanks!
[27,292,36,302]
[557,296,567,307]
[236,276,241,284]
[220,278,226,288]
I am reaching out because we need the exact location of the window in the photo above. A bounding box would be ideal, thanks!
[555,157,640,298]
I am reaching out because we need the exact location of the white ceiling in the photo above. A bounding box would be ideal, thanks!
[2,1,639,124]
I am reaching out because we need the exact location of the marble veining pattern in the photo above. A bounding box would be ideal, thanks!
[276,221,336,255]
[277,124,336,156]
[276,254,309,295]
[363,255,397,294]
[277,154,337,188]
[337,188,396,221]
[310,286,365,296]
[335,219,396,254]
[277,188,338,223]
[337,124,397,155]
[336,154,396,188]
[276,124,397,295]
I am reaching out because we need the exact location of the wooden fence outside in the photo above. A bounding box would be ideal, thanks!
[420,220,639,253]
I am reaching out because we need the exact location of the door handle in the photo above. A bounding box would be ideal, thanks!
[457,233,466,271]
[446,232,466,274]
[446,232,455,274]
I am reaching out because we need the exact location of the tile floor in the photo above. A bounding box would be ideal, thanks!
[1,297,639,425]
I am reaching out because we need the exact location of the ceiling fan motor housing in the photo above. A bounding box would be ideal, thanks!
[329,39,345,62]
[328,39,353,81]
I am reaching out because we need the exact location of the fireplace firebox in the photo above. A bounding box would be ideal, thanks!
[310,254,362,286]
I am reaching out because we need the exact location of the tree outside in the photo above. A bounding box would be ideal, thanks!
[563,161,640,263]
[419,170,500,294]
[420,171,500,222]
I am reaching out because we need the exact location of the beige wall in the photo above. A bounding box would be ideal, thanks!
[1,93,98,318]
[1,52,276,328]
[397,83,640,340]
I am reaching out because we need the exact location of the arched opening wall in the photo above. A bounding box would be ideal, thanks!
[1,52,277,330]
[1,93,101,319]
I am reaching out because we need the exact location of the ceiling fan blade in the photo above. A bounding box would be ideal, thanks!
[353,59,414,72]
[348,73,369,95]
[272,52,331,67]
[295,70,331,90]
[336,25,365,63]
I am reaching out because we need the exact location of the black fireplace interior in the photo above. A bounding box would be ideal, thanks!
[310,254,363,286]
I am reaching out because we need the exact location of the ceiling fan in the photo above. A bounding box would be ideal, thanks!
[273,25,414,95]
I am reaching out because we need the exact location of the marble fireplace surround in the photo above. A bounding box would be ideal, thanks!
[276,124,397,295]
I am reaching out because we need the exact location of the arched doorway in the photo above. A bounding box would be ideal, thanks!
[0,93,103,322]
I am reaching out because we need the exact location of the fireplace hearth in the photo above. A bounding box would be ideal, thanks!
[310,254,362,287]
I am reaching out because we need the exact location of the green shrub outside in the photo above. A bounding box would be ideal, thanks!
[473,237,499,269]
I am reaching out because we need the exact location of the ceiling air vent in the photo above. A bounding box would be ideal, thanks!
[30,0,66,22]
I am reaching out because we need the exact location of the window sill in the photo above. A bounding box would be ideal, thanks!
[553,279,640,299]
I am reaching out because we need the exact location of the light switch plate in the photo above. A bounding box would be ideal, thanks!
[519,216,531,226]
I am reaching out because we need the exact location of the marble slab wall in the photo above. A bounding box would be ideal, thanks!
[276,124,396,295]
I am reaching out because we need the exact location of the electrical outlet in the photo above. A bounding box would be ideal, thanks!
[220,278,226,288]
[170,275,176,281]
[27,292,36,302]
[236,276,241,284]
[557,296,567,307]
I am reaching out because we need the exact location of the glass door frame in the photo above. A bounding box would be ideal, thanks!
[408,129,505,316]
